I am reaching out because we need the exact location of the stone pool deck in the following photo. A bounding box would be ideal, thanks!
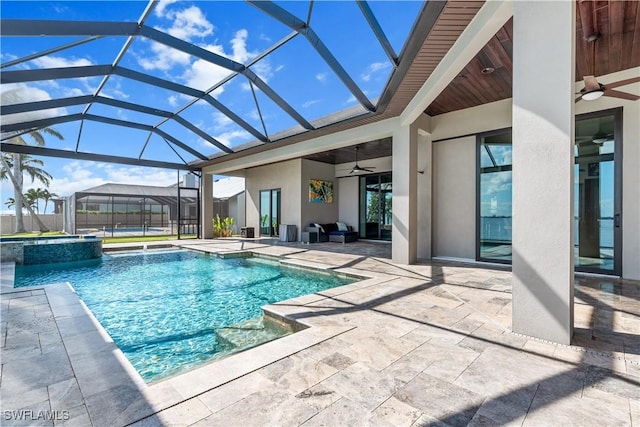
[0,238,638,426]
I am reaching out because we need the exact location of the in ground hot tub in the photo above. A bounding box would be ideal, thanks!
[0,235,102,265]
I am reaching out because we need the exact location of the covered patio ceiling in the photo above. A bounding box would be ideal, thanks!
[1,1,639,172]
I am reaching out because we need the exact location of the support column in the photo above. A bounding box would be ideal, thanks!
[512,1,575,343]
[392,122,418,264]
[417,129,432,260]
[202,173,213,239]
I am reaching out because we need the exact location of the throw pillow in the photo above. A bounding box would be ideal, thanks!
[336,221,348,231]
[314,223,325,233]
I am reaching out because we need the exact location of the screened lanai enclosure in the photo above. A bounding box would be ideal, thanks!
[65,183,199,238]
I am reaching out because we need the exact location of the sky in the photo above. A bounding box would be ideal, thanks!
[0,0,422,213]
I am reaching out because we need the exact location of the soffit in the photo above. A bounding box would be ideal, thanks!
[426,0,640,116]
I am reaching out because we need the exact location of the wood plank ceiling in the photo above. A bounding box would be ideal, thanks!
[425,0,640,116]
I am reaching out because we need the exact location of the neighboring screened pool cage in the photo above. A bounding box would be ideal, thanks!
[66,183,200,238]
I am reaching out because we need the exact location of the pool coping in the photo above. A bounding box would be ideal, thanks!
[1,243,393,426]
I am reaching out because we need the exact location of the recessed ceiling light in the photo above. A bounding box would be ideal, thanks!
[481,67,495,75]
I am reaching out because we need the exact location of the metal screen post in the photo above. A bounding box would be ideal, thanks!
[177,171,181,240]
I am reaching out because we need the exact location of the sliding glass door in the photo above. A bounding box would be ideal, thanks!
[259,189,280,237]
[476,109,622,275]
[477,130,513,263]
[359,173,392,241]
[574,109,621,274]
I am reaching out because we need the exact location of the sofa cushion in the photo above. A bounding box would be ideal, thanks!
[321,223,339,233]
[336,221,348,231]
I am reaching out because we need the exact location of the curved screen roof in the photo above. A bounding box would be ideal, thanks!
[0,0,423,170]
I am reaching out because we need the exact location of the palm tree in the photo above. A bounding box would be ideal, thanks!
[0,126,63,232]
[24,188,45,214]
[41,189,59,214]
[5,197,15,209]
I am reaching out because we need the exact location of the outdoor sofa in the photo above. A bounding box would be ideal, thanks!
[307,222,358,243]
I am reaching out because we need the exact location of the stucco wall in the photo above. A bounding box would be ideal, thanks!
[301,159,339,231]
[429,68,639,279]
[620,102,640,280]
[432,137,476,259]
[337,176,359,232]
[245,159,302,235]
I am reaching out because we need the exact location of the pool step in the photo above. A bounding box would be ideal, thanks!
[214,317,291,350]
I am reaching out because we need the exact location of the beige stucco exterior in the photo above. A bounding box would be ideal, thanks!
[199,2,639,344]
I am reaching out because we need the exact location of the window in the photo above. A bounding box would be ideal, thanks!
[477,130,513,263]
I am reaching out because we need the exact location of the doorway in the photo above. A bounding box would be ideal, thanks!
[574,108,622,275]
[259,189,280,237]
[359,173,392,241]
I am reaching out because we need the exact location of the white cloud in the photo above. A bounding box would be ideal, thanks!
[49,161,177,197]
[64,87,86,97]
[155,0,179,17]
[30,55,98,94]
[162,6,214,41]
[302,99,320,108]
[211,112,233,130]
[345,94,357,104]
[168,95,178,107]
[230,29,251,63]
[33,55,92,69]
[215,130,251,147]
[484,172,512,196]
[316,73,327,83]
[275,64,284,72]
[184,31,272,92]
[137,42,191,71]
[361,61,390,82]
[0,84,67,126]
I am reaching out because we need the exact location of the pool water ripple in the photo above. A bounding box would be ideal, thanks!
[14,250,353,381]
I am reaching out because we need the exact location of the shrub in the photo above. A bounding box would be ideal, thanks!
[213,214,235,237]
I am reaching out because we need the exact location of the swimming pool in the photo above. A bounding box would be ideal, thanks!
[14,250,353,381]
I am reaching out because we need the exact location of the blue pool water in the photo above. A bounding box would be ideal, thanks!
[14,250,353,381]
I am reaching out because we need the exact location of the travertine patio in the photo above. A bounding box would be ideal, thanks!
[1,238,638,426]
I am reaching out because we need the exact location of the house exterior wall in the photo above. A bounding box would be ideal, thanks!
[337,177,359,232]
[245,159,302,235]
[432,136,476,260]
[301,159,339,231]
[427,67,639,280]
[232,192,246,230]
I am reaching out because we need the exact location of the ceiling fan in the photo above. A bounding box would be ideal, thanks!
[576,0,640,102]
[349,146,375,174]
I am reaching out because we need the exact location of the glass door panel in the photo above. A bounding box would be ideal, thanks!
[271,189,280,236]
[260,190,271,236]
[478,132,513,263]
[574,112,620,274]
[381,174,393,240]
[359,173,392,241]
[260,189,281,237]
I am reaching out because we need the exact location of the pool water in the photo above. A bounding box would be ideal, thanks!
[14,250,353,381]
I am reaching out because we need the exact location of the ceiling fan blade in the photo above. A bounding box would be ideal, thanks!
[575,96,583,103]
[604,77,640,90]
[583,75,600,91]
[362,168,375,173]
[604,89,640,101]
